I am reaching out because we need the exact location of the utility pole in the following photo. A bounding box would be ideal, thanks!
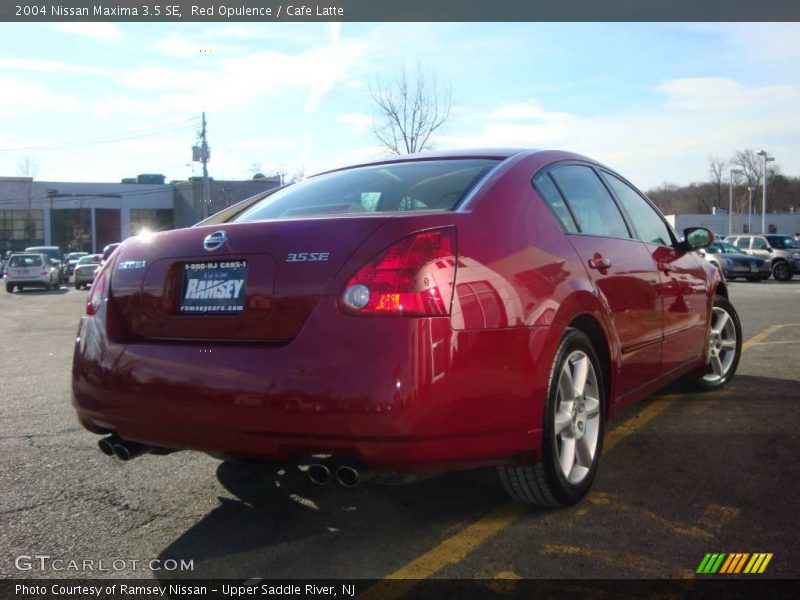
[201,112,210,220]
[757,150,775,234]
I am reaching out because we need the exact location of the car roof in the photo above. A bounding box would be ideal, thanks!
[313,148,533,177]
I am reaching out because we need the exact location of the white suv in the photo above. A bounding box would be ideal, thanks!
[3,253,60,292]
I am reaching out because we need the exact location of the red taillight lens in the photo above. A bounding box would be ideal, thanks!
[40,270,48,276]
[86,268,109,315]
[341,228,457,316]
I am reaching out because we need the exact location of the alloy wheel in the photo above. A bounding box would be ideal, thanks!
[703,306,738,384]
[553,350,601,484]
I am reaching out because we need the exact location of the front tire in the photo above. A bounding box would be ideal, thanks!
[498,329,605,507]
[691,295,742,390]
[772,261,792,281]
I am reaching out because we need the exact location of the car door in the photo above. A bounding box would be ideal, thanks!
[600,171,708,376]
[536,164,663,402]
[748,236,773,262]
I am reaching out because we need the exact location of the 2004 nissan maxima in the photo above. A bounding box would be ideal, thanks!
[71,149,741,506]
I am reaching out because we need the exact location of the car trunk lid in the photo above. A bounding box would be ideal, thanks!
[110,217,388,341]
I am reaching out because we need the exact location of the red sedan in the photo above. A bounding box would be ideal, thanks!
[72,149,741,506]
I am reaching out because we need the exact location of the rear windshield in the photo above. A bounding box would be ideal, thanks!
[77,255,102,265]
[234,159,500,222]
[9,255,43,267]
[26,247,60,260]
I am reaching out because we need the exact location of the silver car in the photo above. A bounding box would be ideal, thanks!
[4,253,60,292]
[73,254,103,290]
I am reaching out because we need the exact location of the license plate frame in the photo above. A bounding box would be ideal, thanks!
[179,260,248,314]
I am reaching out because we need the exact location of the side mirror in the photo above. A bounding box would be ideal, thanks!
[767,247,774,253]
[680,227,713,252]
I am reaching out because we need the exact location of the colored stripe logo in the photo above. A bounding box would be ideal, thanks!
[697,553,773,574]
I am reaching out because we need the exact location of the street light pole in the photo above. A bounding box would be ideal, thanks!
[757,150,775,234]
[747,186,753,233]
[729,168,743,236]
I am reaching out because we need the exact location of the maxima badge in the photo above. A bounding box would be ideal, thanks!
[203,230,227,252]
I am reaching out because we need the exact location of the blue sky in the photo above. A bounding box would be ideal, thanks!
[0,22,798,189]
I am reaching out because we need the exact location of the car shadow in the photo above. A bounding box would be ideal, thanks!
[154,460,515,580]
[9,286,70,295]
[153,373,797,581]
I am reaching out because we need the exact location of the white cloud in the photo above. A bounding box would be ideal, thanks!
[154,35,244,58]
[0,58,111,76]
[0,78,80,116]
[438,78,800,189]
[335,112,372,129]
[47,23,123,42]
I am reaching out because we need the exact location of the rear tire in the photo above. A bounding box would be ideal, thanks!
[498,329,605,507]
[691,295,742,391]
[772,261,792,282]
[5,283,12,293]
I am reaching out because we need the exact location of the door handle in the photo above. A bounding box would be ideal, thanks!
[588,255,611,270]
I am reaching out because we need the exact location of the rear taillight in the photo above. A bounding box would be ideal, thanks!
[86,268,110,315]
[40,270,48,276]
[341,228,457,316]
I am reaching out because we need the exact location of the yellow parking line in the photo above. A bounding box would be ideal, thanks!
[361,324,778,594]
[540,543,694,578]
[604,397,675,452]
[588,492,713,540]
[358,503,528,600]
[742,325,782,351]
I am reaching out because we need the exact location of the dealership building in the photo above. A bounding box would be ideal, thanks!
[0,174,280,254]
[665,212,800,238]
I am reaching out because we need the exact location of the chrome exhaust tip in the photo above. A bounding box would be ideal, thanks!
[97,435,117,456]
[111,440,151,461]
[307,463,332,485]
[335,465,360,488]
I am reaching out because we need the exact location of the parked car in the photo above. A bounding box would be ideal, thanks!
[701,241,770,281]
[101,243,121,265]
[72,149,741,507]
[73,254,103,290]
[4,252,60,292]
[65,252,89,277]
[724,234,800,281]
[25,245,67,283]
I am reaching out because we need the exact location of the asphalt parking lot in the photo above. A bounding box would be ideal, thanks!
[1,279,798,584]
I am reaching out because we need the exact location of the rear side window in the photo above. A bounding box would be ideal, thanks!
[234,159,500,222]
[766,236,793,249]
[533,172,578,233]
[549,165,630,239]
[752,237,768,250]
[733,237,749,249]
[601,171,673,246]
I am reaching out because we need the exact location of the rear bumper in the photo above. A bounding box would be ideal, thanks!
[5,276,50,287]
[722,264,770,279]
[72,297,550,471]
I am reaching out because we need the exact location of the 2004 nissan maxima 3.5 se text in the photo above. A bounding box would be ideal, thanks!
[71,149,742,506]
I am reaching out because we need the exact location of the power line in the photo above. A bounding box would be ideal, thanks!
[0,117,201,154]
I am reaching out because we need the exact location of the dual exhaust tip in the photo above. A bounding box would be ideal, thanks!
[98,435,152,461]
[307,462,361,488]
[98,437,362,487]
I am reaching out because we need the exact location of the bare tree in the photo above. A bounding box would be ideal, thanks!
[16,156,40,178]
[730,149,763,190]
[708,156,726,210]
[370,65,452,155]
